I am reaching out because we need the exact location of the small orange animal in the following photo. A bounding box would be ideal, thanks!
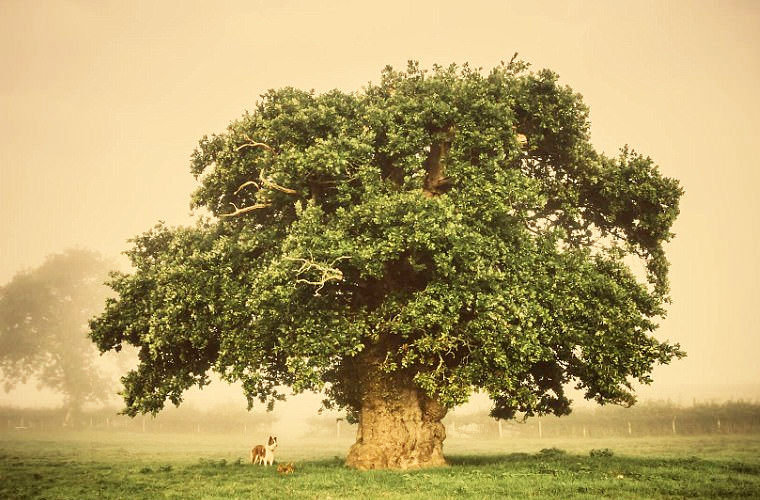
[277,462,295,475]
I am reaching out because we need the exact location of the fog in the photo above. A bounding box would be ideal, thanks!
[2,0,759,419]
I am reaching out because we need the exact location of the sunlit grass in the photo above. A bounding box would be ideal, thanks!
[2,432,759,499]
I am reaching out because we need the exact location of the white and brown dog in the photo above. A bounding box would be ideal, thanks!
[250,436,278,466]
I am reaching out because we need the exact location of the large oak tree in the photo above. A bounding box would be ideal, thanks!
[90,61,683,469]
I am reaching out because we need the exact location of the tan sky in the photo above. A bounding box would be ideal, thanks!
[1,0,759,405]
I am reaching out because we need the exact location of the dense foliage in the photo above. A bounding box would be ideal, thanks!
[90,61,683,420]
[0,249,114,411]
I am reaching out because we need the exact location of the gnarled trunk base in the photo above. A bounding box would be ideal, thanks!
[345,373,447,470]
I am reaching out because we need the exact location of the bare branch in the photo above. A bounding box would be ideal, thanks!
[283,254,349,294]
[227,137,297,219]
[234,180,260,195]
[329,255,351,267]
[219,202,271,218]
[259,167,298,195]
[236,136,276,153]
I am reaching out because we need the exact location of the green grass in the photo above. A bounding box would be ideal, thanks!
[1,432,759,499]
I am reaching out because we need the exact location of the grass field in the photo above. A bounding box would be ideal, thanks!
[2,431,759,499]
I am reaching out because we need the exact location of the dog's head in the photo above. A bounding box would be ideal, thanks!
[267,436,278,449]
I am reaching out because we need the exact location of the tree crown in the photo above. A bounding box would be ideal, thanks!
[90,61,683,419]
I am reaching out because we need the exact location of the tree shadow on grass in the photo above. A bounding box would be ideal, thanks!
[446,452,534,466]
[448,447,572,466]
[447,450,760,479]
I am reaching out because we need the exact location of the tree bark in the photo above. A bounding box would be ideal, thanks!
[345,342,448,470]
[422,125,456,198]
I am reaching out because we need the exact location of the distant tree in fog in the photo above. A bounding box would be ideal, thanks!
[0,249,115,420]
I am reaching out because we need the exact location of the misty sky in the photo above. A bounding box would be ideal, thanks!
[1,0,759,406]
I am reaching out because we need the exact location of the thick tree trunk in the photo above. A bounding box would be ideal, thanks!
[345,345,447,470]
